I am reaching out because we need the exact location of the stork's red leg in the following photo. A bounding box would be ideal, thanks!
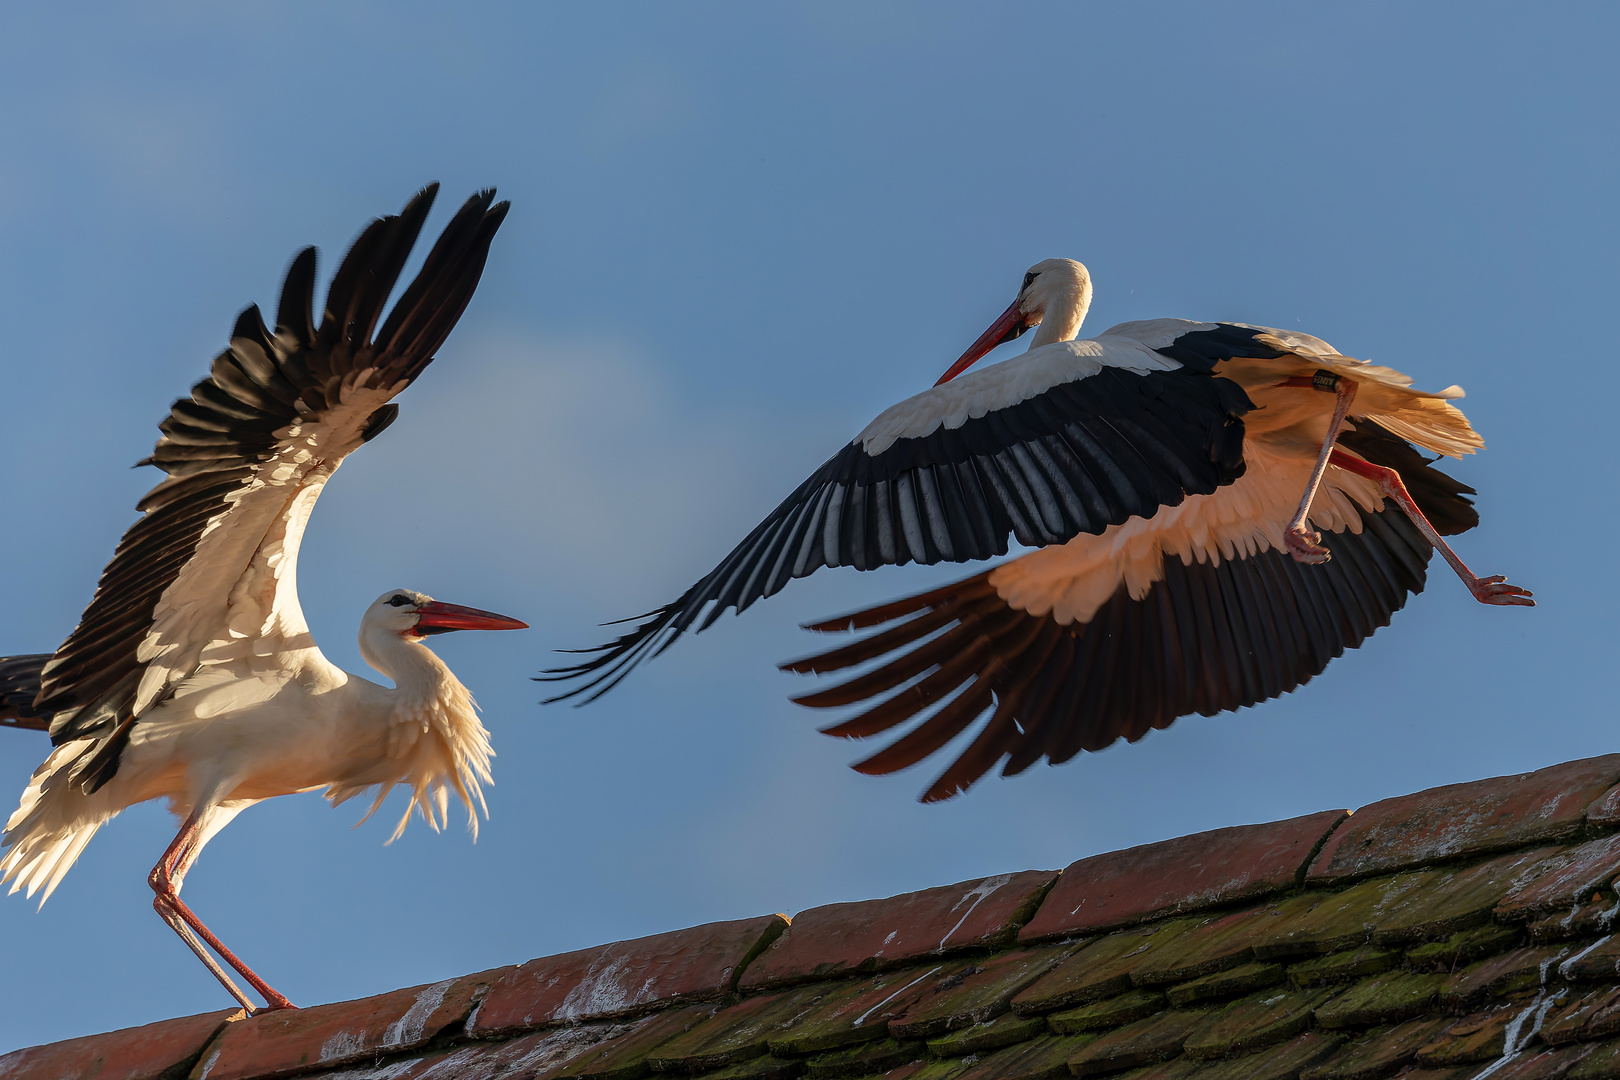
[1328,448,1535,607]
[1281,374,1359,563]
[149,812,296,1013]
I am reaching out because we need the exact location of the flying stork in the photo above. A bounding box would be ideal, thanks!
[543,258,1531,800]
[0,186,520,1012]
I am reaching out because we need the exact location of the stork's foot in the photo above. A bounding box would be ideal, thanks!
[1285,525,1330,564]
[1468,574,1536,607]
[249,992,297,1014]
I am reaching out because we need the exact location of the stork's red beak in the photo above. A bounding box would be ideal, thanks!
[933,296,1030,385]
[414,601,529,636]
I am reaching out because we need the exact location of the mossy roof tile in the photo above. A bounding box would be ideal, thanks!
[1187,1030,1344,1080]
[1020,811,1347,941]
[1569,1036,1620,1079]
[767,970,943,1056]
[1531,905,1620,945]
[924,1013,1046,1057]
[1181,986,1336,1059]
[1299,1016,1449,1080]
[1065,1010,1210,1076]
[954,1034,1095,1080]
[1306,756,1620,885]
[1369,849,1566,945]
[1561,936,1620,982]
[1126,906,1277,986]
[803,1037,923,1078]
[1544,987,1620,1048]
[877,1060,968,1080]
[188,974,491,1080]
[1287,945,1400,987]
[1415,1005,1526,1066]
[552,1004,723,1079]
[470,915,786,1037]
[1439,947,1568,1009]
[1314,972,1445,1029]
[704,1055,807,1080]
[1498,836,1620,921]
[888,948,1071,1040]
[1163,960,1284,1007]
[31,753,1620,1080]
[1009,921,1198,1015]
[1485,1043,1600,1079]
[1407,925,1522,972]
[1046,989,1167,1035]
[1111,1060,1204,1080]
[456,1025,610,1080]
[741,873,1057,991]
[647,988,826,1073]
[1250,873,1439,960]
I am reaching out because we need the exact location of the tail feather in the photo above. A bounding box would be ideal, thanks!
[1,741,112,906]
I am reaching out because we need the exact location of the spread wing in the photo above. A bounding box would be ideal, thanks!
[34,186,508,795]
[782,421,1478,801]
[541,322,1296,702]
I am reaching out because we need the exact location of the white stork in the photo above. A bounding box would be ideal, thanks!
[543,259,1531,800]
[0,187,521,1012]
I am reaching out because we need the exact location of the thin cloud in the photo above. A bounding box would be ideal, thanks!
[327,327,836,611]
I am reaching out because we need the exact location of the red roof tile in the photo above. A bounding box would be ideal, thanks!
[1019,809,1347,940]
[192,972,490,1080]
[470,914,787,1037]
[0,1008,238,1080]
[21,753,1620,1080]
[740,871,1056,991]
[1307,757,1620,885]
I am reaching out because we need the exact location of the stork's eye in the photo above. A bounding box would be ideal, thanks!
[1022,272,1038,290]
[388,594,412,607]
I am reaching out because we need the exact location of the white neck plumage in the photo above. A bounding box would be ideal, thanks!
[363,630,458,704]
[356,628,494,842]
[1026,264,1094,349]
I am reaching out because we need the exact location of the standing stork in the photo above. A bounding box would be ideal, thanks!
[542,259,1531,800]
[0,187,521,1012]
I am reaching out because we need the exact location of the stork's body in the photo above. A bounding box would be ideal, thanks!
[16,599,494,878]
[546,259,1531,801]
[0,187,518,1012]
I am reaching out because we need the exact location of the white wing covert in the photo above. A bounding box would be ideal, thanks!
[541,322,1300,702]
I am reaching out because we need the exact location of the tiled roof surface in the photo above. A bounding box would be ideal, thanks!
[14,756,1620,1080]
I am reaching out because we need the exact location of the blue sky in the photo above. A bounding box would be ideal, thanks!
[0,1,1615,1051]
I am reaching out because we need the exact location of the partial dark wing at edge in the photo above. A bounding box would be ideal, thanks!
[540,325,1286,704]
[0,655,50,731]
[782,420,1476,802]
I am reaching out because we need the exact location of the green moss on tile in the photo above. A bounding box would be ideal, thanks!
[1314,972,1445,1029]
[803,1038,925,1078]
[925,1013,1046,1057]
[1183,987,1337,1060]
[1287,946,1400,988]
[1406,925,1520,973]
[1048,989,1167,1035]
[1166,962,1284,1007]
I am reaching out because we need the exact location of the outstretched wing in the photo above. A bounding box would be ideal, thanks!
[35,186,509,794]
[541,322,1292,702]
[0,655,50,731]
[782,422,1478,802]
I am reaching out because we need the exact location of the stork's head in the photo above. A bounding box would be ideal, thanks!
[359,589,528,675]
[934,259,1094,384]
